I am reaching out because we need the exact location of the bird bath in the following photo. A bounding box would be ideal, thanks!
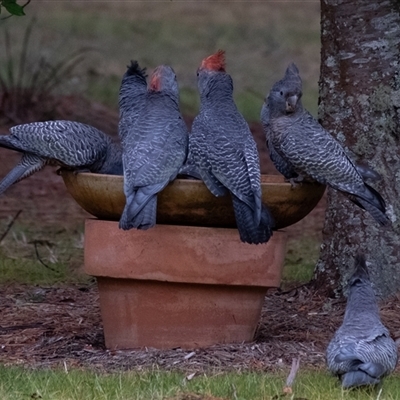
[61,170,325,350]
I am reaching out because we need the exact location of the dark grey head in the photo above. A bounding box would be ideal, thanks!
[267,83,303,115]
[283,62,302,88]
[149,65,179,98]
[265,62,303,116]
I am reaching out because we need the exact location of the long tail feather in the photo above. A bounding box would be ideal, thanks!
[0,154,46,195]
[120,195,157,230]
[231,195,274,244]
[342,371,380,388]
[119,183,165,230]
[356,196,390,226]
[347,183,389,226]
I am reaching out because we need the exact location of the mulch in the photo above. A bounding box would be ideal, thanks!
[0,282,399,373]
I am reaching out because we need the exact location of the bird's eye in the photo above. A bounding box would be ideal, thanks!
[280,91,284,96]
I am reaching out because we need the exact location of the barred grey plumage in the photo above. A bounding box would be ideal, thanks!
[118,60,148,142]
[178,155,202,180]
[189,50,274,244]
[261,63,389,226]
[0,120,122,196]
[119,64,188,230]
[326,255,398,388]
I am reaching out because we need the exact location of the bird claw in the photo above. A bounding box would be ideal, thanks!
[287,175,317,188]
[287,176,304,188]
[72,168,91,175]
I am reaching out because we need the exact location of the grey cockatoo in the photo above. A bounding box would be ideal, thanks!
[189,50,274,244]
[261,63,389,226]
[326,255,398,388]
[118,60,148,142]
[119,64,188,230]
[0,120,122,196]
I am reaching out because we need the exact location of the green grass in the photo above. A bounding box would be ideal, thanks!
[0,222,88,285]
[0,366,399,400]
[0,2,321,120]
[281,237,321,288]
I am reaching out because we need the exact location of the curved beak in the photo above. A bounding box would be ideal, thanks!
[286,94,298,112]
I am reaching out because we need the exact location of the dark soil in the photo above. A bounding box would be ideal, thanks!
[0,96,398,374]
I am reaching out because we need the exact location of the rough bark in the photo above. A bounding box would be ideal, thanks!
[314,0,400,298]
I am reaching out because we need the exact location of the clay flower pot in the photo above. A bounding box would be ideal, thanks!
[61,171,325,350]
[85,220,287,349]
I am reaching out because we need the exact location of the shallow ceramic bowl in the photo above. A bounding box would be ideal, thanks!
[60,170,325,229]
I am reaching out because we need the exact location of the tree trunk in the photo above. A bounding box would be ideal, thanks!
[314,0,400,298]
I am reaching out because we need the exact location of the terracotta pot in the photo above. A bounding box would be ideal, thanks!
[60,171,325,230]
[84,220,287,350]
[63,172,323,350]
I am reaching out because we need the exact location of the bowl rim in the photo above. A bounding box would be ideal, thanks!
[60,170,307,186]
